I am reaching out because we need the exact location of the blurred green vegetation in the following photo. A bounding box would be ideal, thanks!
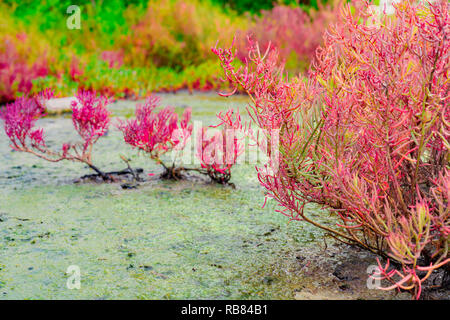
[0,0,337,102]
[211,0,326,13]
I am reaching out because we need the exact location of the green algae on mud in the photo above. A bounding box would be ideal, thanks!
[0,92,408,300]
[0,179,325,299]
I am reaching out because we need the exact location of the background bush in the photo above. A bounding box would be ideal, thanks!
[0,0,342,102]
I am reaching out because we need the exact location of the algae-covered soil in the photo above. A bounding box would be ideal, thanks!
[0,92,410,299]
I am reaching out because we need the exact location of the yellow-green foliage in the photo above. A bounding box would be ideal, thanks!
[0,0,247,101]
[2,0,334,101]
[122,0,247,69]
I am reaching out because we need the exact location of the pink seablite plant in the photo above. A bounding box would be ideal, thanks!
[69,90,111,167]
[120,96,241,184]
[1,89,114,180]
[119,95,193,179]
[213,0,449,299]
[196,110,243,184]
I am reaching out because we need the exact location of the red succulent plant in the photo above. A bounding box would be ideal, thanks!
[196,110,243,184]
[119,95,193,178]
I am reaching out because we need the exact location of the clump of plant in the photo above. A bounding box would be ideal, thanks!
[120,96,241,185]
[196,109,243,185]
[119,95,193,179]
[213,0,449,299]
[1,88,140,181]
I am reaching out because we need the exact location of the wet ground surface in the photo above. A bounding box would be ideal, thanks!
[0,92,418,299]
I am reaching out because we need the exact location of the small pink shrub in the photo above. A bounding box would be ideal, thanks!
[68,90,111,165]
[213,0,449,299]
[120,96,241,184]
[120,95,193,178]
[1,89,112,180]
[196,110,243,184]
[0,88,52,151]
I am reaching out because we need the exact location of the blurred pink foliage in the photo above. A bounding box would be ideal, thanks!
[69,56,84,81]
[100,50,124,69]
[236,1,341,73]
[0,34,49,103]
